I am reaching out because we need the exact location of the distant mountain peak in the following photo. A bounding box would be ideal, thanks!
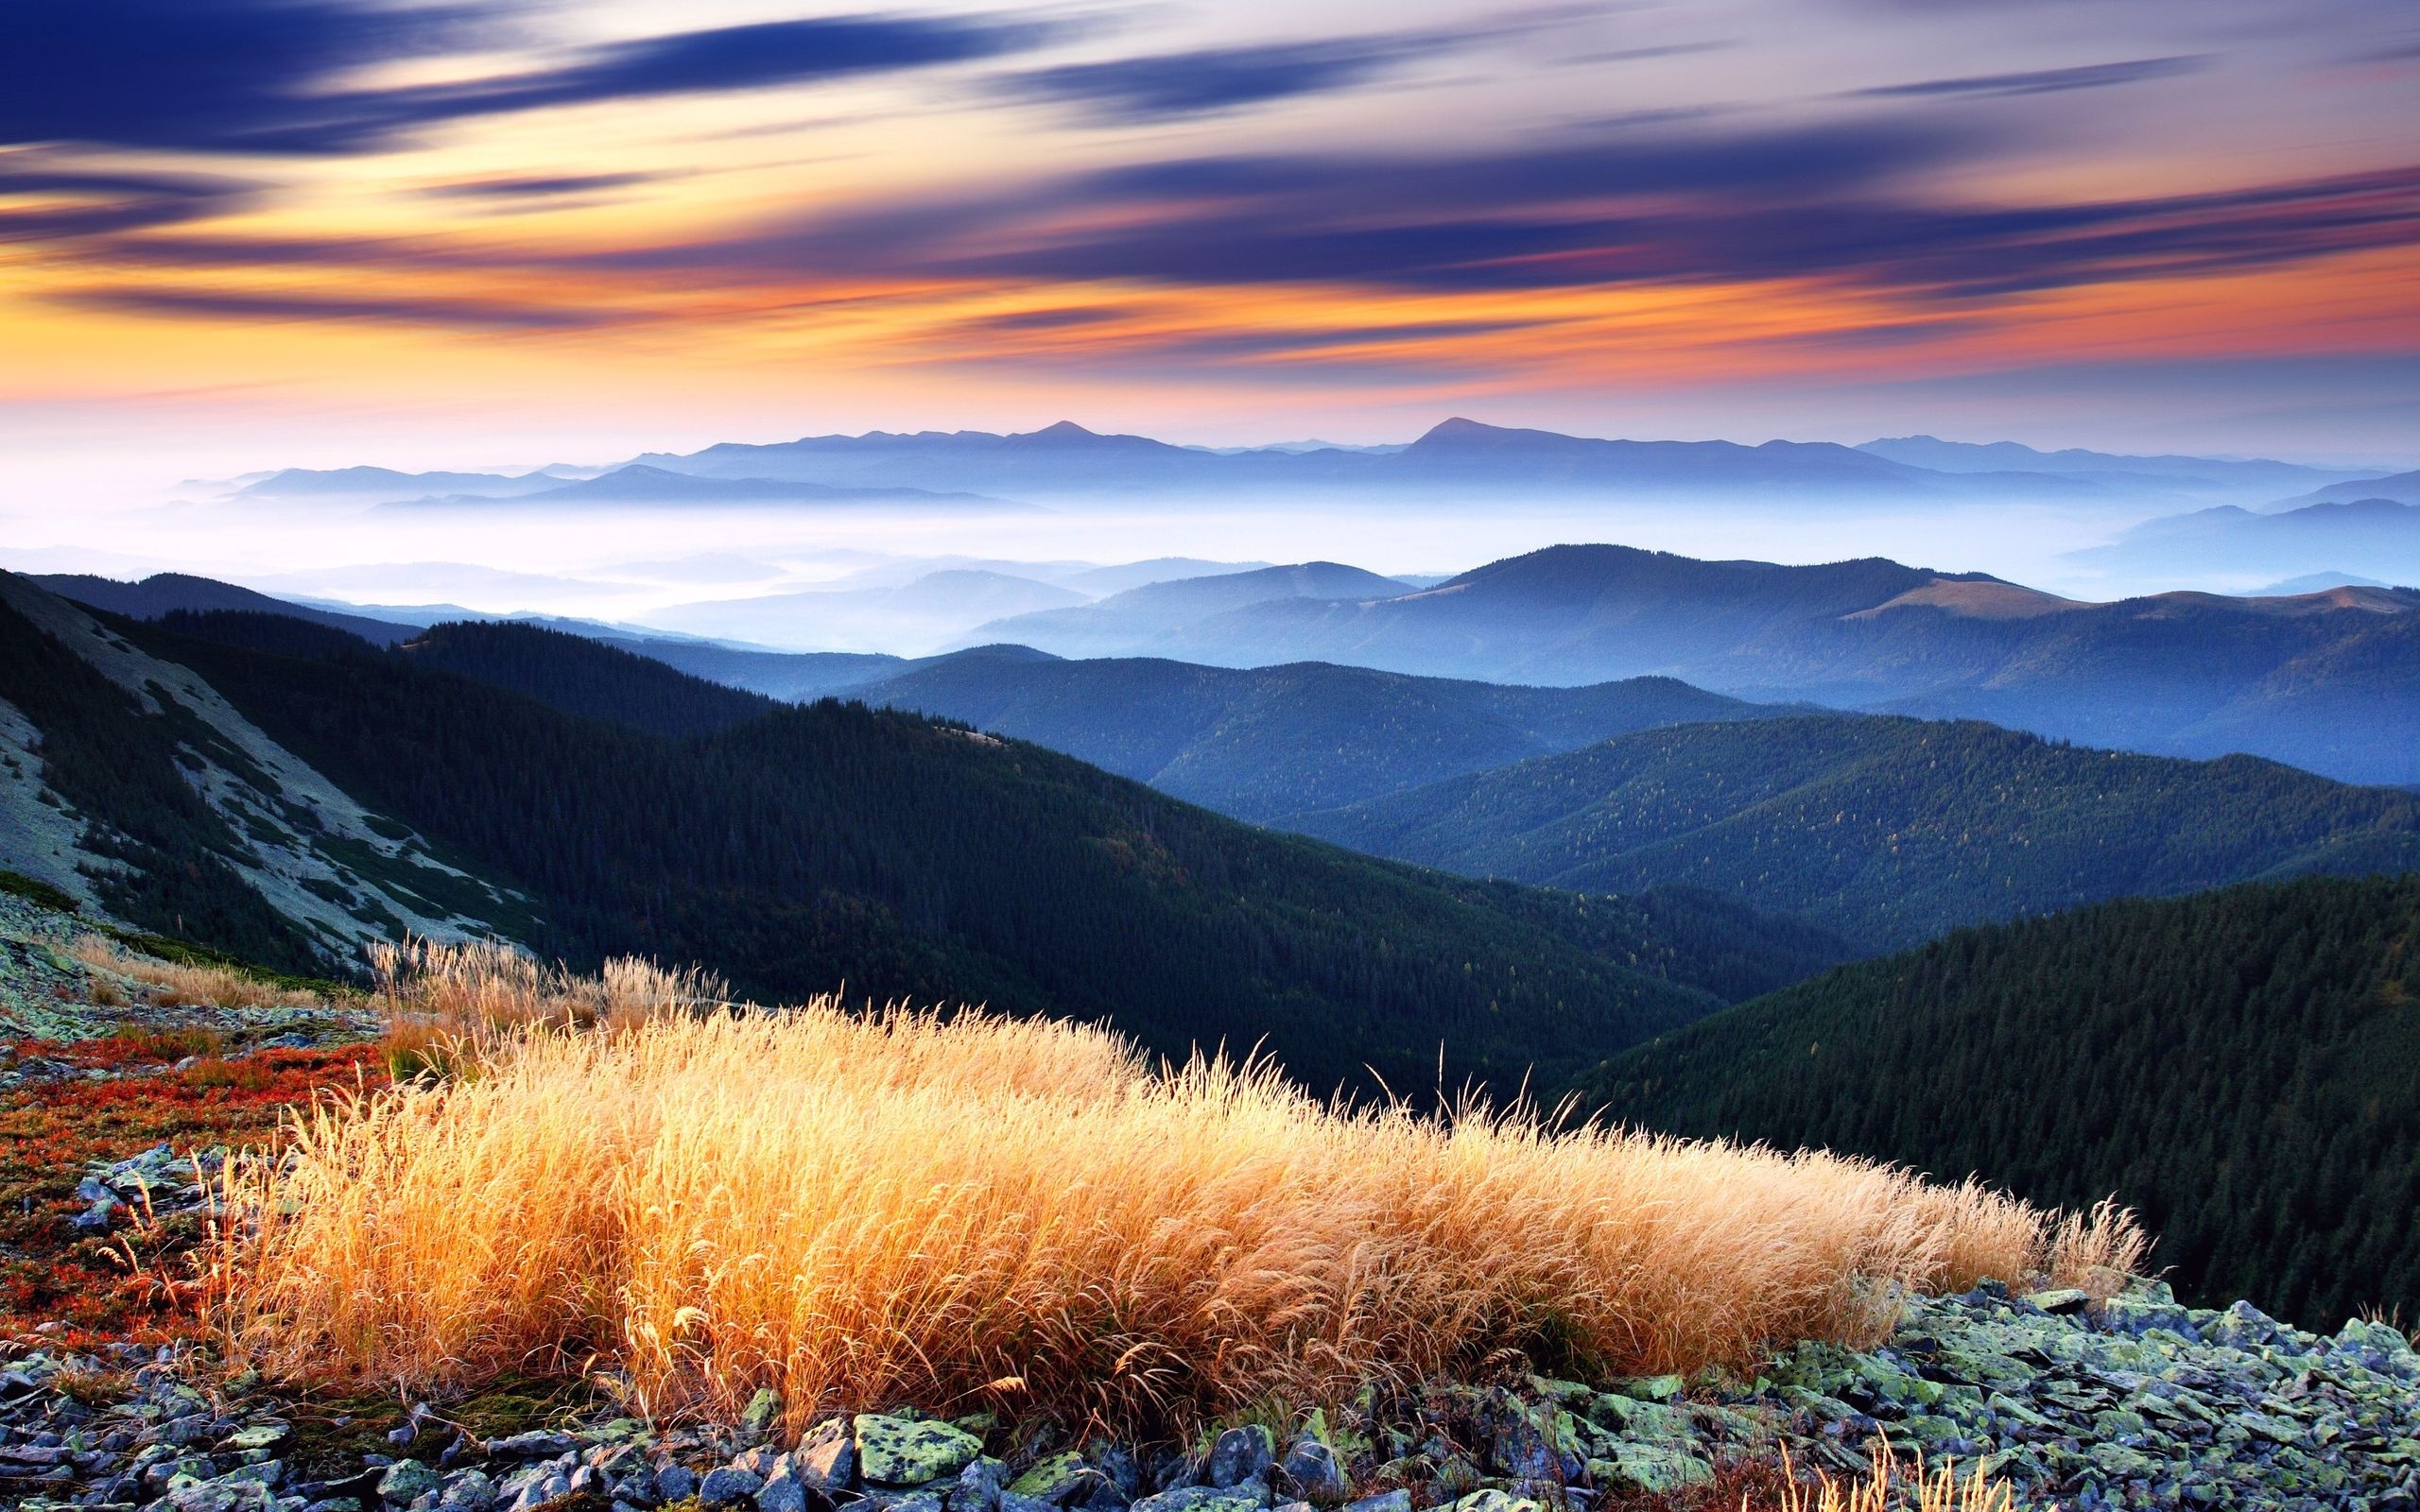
[1023,421,1100,440]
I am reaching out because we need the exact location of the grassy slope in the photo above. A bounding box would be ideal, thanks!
[118,618,1782,1096]
[1579,874,2420,1330]
[1289,713,2420,950]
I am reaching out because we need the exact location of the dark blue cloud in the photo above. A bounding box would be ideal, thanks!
[0,0,492,154]
[384,13,1056,125]
[1000,36,1446,123]
[0,0,1056,156]
[1851,56,2209,98]
[636,121,2420,304]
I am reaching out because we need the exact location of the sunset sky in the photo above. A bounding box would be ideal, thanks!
[6,0,2420,480]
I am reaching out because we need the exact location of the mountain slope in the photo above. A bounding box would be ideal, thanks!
[1289,713,2420,950]
[115,609,1791,1095]
[1577,874,2420,1330]
[856,653,1776,821]
[0,577,531,967]
[393,621,780,737]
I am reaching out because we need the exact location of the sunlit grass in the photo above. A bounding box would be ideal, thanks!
[70,935,322,1011]
[213,961,2142,1436]
[1757,1442,2015,1512]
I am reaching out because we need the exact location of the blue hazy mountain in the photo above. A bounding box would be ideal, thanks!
[968,543,2420,784]
[2067,498,2420,585]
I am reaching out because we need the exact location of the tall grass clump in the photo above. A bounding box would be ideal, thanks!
[372,936,726,1074]
[216,1000,2141,1436]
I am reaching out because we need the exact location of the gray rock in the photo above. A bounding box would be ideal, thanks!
[652,1464,699,1503]
[439,1468,496,1511]
[950,1456,1006,1512]
[1204,1429,1274,1491]
[757,1469,816,1512]
[1342,1494,1409,1512]
[487,1432,581,1461]
[741,1389,786,1440]
[795,1418,856,1493]
[1132,1486,1270,1512]
[699,1466,765,1505]
[1277,1440,1342,1501]
[379,1460,444,1506]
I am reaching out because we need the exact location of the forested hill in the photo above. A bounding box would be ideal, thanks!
[1289,713,2420,950]
[106,608,1829,1095]
[1580,874,2420,1332]
[854,653,1774,820]
[394,620,780,737]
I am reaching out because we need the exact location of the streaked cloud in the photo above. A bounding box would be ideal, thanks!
[1849,56,2210,99]
[3,0,2417,458]
[422,173,665,200]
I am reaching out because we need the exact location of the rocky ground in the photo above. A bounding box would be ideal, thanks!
[8,1282,2420,1512]
[3,885,2418,1512]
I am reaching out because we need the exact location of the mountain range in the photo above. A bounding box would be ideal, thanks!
[966,544,2420,784]
[218,420,2402,511]
[43,548,2420,788]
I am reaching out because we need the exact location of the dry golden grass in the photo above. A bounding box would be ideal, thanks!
[1757,1442,2014,1512]
[213,989,2143,1438]
[372,936,727,1075]
[70,936,321,1011]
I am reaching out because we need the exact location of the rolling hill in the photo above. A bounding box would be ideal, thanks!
[854,652,1778,821]
[973,561,1413,659]
[1288,713,2420,950]
[13,582,1845,1094]
[2278,467,2420,507]
[1577,874,2420,1331]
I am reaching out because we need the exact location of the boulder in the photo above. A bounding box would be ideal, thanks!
[857,1416,985,1488]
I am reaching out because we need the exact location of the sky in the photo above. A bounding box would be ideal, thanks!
[4,0,2420,490]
